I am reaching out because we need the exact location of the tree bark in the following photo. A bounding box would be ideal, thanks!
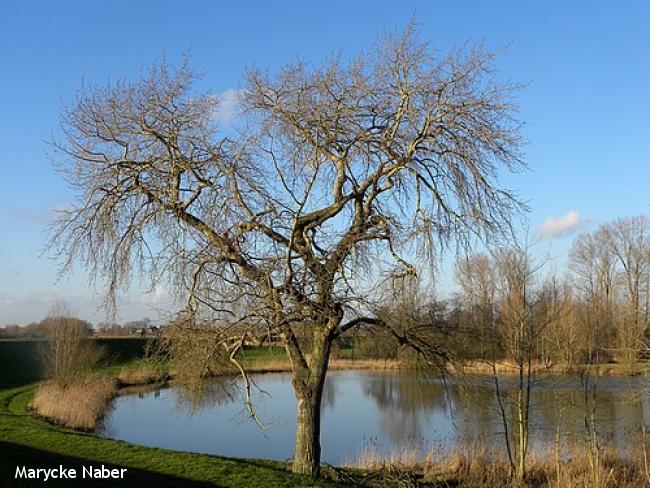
[293,386,324,476]
[291,327,332,476]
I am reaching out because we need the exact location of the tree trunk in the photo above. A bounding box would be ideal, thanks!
[293,386,323,476]
[291,327,332,477]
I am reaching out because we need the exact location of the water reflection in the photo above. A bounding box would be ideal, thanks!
[173,378,239,415]
[98,371,650,465]
[361,374,451,444]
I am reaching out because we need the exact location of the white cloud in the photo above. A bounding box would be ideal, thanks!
[138,284,169,306]
[0,291,67,324]
[211,88,241,125]
[539,210,582,238]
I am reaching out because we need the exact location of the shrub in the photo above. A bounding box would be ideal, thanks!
[38,315,104,385]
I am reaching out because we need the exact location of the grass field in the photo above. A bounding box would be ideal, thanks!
[0,339,344,487]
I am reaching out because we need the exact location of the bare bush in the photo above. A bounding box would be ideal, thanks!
[39,313,104,385]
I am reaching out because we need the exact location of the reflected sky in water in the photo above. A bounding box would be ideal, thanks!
[98,371,650,465]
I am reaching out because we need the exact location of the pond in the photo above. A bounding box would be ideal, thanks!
[98,371,650,465]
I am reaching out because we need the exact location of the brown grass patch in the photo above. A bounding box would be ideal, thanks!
[30,377,117,431]
[460,360,563,375]
[460,360,650,377]
[342,443,650,487]
[241,357,402,374]
[118,363,167,386]
[329,358,401,370]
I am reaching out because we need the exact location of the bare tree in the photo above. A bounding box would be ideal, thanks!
[569,227,617,483]
[39,304,103,385]
[457,244,557,482]
[49,27,525,476]
[493,244,553,482]
[606,216,650,368]
[570,217,650,371]
[455,253,497,361]
[544,277,580,370]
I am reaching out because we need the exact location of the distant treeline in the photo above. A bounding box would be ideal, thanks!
[0,317,156,338]
[336,216,650,371]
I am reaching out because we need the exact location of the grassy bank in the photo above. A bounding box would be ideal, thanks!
[0,387,343,487]
[0,340,340,486]
[239,347,401,374]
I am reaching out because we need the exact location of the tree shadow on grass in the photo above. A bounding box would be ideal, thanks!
[0,441,218,488]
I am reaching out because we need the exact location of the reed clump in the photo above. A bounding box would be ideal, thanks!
[343,444,650,487]
[242,357,402,374]
[30,376,117,431]
[117,362,167,386]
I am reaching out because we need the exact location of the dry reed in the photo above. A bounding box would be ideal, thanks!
[243,358,402,374]
[30,377,117,431]
[343,442,650,487]
[117,363,167,386]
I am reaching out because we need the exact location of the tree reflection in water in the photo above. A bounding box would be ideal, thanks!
[360,373,650,458]
[100,372,650,464]
[361,373,450,444]
[173,377,240,416]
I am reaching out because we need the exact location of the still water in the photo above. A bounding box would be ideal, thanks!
[98,371,650,465]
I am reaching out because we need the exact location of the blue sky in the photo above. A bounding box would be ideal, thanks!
[1,1,649,324]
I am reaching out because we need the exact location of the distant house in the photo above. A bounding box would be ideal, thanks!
[129,325,160,337]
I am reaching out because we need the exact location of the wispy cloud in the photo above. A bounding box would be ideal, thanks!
[0,292,16,307]
[211,88,241,125]
[2,204,72,224]
[3,208,52,223]
[539,210,582,238]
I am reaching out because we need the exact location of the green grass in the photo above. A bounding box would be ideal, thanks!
[0,341,349,487]
[0,386,344,487]
[237,346,287,364]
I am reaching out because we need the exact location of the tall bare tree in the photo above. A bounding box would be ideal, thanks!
[49,27,525,475]
[570,217,650,371]
[493,245,555,482]
[606,216,650,366]
[569,228,616,360]
[455,253,497,360]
